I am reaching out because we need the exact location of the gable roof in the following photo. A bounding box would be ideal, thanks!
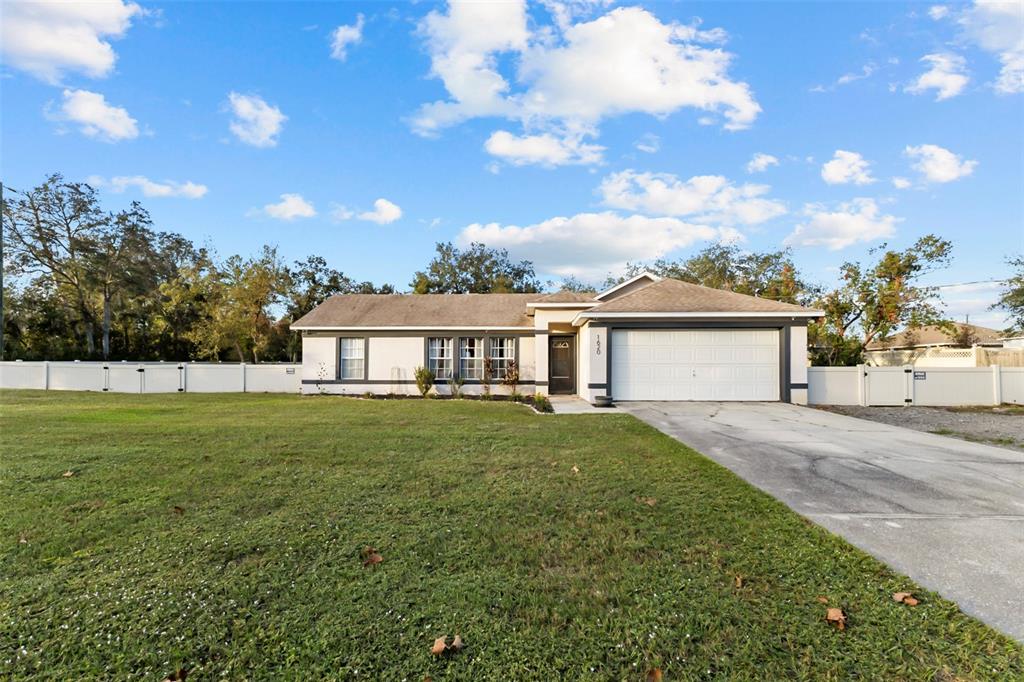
[594,272,660,301]
[866,323,1004,350]
[581,278,819,316]
[532,291,597,303]
[292,293,537,329]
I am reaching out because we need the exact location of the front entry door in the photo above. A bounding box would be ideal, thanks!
[549,336,576,395]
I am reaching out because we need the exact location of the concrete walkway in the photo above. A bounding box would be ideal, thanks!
[549,396,614,414]
[618,401,1024,641]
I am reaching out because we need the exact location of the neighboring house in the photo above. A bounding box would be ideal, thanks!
[292,273,823,404]
[865,323,1024,368]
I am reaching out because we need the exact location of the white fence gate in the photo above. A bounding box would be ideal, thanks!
[0,361,301,394]
[808,365,1023,406]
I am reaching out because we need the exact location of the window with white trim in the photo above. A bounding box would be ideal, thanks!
[339,338,364,380]
[427,337,453,380]
[459,337,484,379]
[489,337,515,379]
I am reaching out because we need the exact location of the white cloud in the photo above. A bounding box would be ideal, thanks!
[905,53,969,100]
[891,176,912,189]
[746,152,779,173]
[263,193,316,220]
[358,198,403,224]
[940,281,1009,329]
[92,175,207,198]
[904,143,977,182]
[784,198,900,250]
[821,150,875,185]
[51,88,138,141]
[958,0,1024,94]
[484,130,604,166]
[928,5,950,20]
[227,92,286,147]
[634,133,660,154]
[599,169,786,226]
[458,211,721,277]
[330,14,364,61]
[330,203,354,221]
[0,0,142,83]
[413,2,760,152]
[811,63,877,92]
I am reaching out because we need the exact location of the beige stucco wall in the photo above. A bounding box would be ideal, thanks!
[790,325,808,387]
[368,337,422,382]
[301,336,337,383]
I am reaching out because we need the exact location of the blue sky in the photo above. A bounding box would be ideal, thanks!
[2,0,1022,327]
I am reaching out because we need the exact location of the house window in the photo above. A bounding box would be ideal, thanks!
[489,337,515,379]
[339,338,364,380]
[427,337,453,379]
[459,337,484,379]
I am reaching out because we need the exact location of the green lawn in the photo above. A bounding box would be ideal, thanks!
[1,391,1020,680]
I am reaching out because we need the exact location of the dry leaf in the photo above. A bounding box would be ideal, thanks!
[825,607,847,631]
[903,596,919,606]
[637,497,657,507]
[62,470,75,478]
[363,552,383,567]
[646,668,663,682]
[450,634,463,651]
[734,575,743,589]
[173,506,185,515]
[431,636,447,656]
[571,465,579,474]
[162,668,188,681]
[18,534,29,544]
[816,596,828,604]
[893,591,918,606]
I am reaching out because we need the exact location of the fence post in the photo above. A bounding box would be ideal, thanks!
[857,364,867,406]
[992,365,1002,406]
[240,362,247,393]
[904,364,915,406]
[43,361,50,390]
[180,363,187,393]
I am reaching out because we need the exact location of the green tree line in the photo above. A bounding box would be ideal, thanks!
[2,174,1020,364]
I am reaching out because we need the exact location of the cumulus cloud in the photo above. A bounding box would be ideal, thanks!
[905,53,969,100]
[904,144,977,182]
[330,14,364,61]
[0,0,142,83]
[891,176,912,189]
[484,130,604,166]
[458,211,721,277]
[958,0,1024,94]
[928,5,950,20]
[413,2,760,165]
[598,170,786,226]
[91,175,207,198]
[784,198,900,250]
[263,193,316,220]
[227,92,286,147]
[50,89,138,141]
[634,133,660,154]
[358,198,403,224]
[746,152,779,173]
[821,150,875,185]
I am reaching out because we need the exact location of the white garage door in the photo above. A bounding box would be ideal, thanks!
[611,329,780,401]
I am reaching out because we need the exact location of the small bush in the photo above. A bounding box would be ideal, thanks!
[362,391,375,400]
[479,392,493,401]
[510,390,523,403]
[414,366,435,398]
[531,394,553,413]
[502,360,519,393]
[451,374,464,399]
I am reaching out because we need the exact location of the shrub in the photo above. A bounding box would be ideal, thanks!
[450,374,464,399]
[510,390,523,403]
[482,357,493,396]
[531,393,553,413]
[414,366,435,398]
[502,359,519,394]
[362,391,375,400]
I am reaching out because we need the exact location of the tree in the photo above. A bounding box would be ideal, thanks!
[808,235,953,366]
[992,255,1024,333]
[2,174,108,356]
[410,242,540,294]
[618,244,816,304]
[552,275,597,293]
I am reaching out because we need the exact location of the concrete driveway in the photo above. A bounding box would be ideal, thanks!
[618,401,1024,641]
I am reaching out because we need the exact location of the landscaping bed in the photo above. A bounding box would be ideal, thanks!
[1,391,1020,679]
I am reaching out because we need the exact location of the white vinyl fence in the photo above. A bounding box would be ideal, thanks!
[0,361,301,394]
[808,365,1023,406]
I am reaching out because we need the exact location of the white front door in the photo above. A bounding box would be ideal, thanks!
[611,329,780,401]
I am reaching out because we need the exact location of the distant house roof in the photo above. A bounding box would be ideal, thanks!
[292,278,822,330]
[866,323,1004,350]
[581,278,817,316]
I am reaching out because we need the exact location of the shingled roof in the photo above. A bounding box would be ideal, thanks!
[866,323,1004,350]
[292,293,538,329]
[583,278,817,315]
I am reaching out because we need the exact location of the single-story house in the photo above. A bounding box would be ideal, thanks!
[292,273,823,404]
[866,323,1005,351]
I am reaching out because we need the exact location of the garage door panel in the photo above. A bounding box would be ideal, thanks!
[612,329,780,401]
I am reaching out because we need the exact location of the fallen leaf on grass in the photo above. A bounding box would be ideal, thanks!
[816,596,828,604]
[18,533,29,544]
[173,506,185,515]
[363,553,383,567]
[893,592,919,606]
[646,667,663,682]
[571,465,579,474]
[825,607,847,631]
[62,470,75,478]
[636,497,657,507]
[451,634,463,651]
[431,636,447,655]
[162,668,188,681]
[734,575,743,589]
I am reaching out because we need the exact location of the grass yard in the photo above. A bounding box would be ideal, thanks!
[1,391,1021,680]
